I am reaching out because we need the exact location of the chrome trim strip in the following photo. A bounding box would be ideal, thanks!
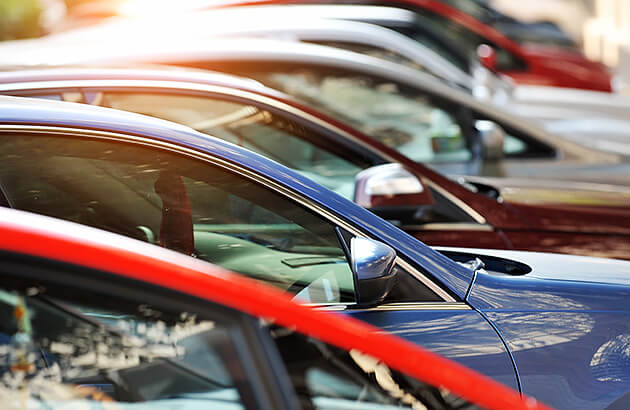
[407,223,493,231]
[396,257,456,302]
[312,302,470,311]
[367,302,470,311]
[423,178,487,224]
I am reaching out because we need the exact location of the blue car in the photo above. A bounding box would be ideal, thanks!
[1,95,629,409]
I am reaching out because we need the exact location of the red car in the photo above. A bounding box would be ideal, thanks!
[219,0,612,92]
[0,207,548,410]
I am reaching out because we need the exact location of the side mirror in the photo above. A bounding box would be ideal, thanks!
[474,120,505,161]
[350,237,397,307]
[354,164,433,226]
[477,44,497,73]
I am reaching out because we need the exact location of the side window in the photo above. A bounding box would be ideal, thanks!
[0,274,251,408]
[0,134,355,303]
[270,326,473,410]
[241,68,472,164]
[94,92,373,201]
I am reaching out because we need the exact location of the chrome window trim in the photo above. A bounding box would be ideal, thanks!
[4,80,487,225]
[309,302,469,311]
[364,302,470,311]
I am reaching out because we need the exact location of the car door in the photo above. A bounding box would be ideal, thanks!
[0,123,518,390]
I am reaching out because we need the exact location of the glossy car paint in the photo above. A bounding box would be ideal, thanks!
[0,208,547,410]
[437,246,630,409]
[220,0,612,92]
[3,95,630,408]
[1,68,630,261]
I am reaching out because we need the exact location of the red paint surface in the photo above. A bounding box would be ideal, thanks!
[0,214,550,410]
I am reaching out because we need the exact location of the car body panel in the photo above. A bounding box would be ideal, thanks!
[436,247,630,408]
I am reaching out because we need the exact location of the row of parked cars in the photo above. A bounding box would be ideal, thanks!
[2,1,630,409]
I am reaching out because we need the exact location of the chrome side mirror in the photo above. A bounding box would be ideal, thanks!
[354,163,432,208]
[474,120,505,161]
[350,237,398,306]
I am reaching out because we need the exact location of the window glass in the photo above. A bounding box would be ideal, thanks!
[0,134,355,302]
[97,93,370,200]
[270,327,479,410]
[245,69,472,164]
[0,284,246,408]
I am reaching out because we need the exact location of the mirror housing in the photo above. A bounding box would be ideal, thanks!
[351,237,397,306]
[474,120,505,161]
[477,44,498,72]
[354,164,428,208]
[354,164,433,226]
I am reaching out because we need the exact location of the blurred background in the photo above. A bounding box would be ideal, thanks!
[6,0,630,68]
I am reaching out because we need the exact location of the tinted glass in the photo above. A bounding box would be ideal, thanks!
[0,134,355,303]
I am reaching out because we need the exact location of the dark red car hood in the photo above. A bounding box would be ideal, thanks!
[465,176,630,234]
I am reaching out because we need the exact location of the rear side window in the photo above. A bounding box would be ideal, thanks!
[0,133,355,303]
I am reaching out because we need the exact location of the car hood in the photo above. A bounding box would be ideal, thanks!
[435,246,630,311]
[464,176,630,207]
[461,176,630,234]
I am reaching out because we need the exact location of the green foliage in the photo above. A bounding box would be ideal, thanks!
[0,0,43,40]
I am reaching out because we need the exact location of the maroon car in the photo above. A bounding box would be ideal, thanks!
[0,67,628,260]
